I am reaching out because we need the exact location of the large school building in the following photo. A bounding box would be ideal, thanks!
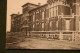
[11,0,80,41]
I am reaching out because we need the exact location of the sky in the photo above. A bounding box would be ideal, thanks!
[7,0,47,32]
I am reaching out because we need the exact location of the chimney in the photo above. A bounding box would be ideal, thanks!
[38,3,41,6]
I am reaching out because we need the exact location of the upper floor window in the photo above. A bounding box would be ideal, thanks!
[79,7,80,15]
[54,7,56,16]
[42,23,44,29]
[46,9,49,18]
[36,11,39,20]
[33,24,35,28]
[33,14,35,21]
[49,8,51,18]
[51,8,53,17]
[42,11,44,19]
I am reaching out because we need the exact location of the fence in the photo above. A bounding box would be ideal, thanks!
[6,31,80,41]
[30,31,80,41]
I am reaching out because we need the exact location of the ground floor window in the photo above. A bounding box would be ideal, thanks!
[79,21,80,31]
[56,21,58,28]
[33,24,35,29]
[42,23,44,31]
[65,20,70,31]
[50,21,52,30]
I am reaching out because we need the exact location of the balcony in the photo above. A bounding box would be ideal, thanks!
[62,13,74,18]
[22,25,29,28]
[63,15,72,17]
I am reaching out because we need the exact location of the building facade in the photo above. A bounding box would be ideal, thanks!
[11,0,80,41]
[11,14,22,32]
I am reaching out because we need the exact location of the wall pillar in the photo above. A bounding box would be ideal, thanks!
[72,32,75,41]
[60,32,63,40]
[75,32,79,42]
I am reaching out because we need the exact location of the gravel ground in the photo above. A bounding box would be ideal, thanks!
[18,38,80,50]
[6,37,80,50]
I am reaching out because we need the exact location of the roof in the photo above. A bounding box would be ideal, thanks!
[10,14,17,16]
[29,4,48,12]
[22,3,39,7]
[11,14,23,18]
[15,14,23,18]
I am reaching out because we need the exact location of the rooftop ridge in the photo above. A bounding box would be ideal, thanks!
[22,2,39,7]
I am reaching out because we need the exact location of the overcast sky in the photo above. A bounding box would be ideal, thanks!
[7,0,47,32]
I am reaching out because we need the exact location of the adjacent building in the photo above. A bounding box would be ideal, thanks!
[11,13,22,32]
[11,0,80,41]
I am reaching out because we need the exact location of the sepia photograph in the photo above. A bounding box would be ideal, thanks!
[6,0,80,50]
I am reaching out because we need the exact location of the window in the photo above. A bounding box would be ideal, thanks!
[51,8,53,17]
[42,12,44,19]
[79,21,80,31]
[70,9,72,15]
[42,23,44,29]
[56,10,57,16]
[66,20,70,31]
[56,21,58,28]
[79,7,80,15]
[50,21,52,28]
[53,7,54,16]
[49,9,51,18]
[33,24,35,28]
[33,14,35,21]
[54,7,56,16]
[50,21,52,30]
[46,9,49,17]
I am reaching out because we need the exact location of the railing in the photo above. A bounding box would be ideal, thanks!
[62,13,74,18]
[63,15,72,17]
[6,31,80,41]
[29,31,80,41]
